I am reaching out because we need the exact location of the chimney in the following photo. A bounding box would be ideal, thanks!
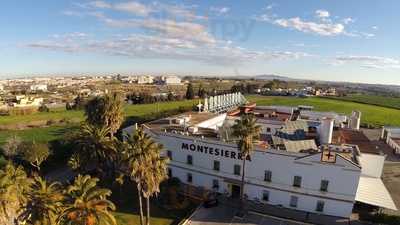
[319,117,334,144]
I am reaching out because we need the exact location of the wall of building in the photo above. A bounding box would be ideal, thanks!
[358,153,385,178]
[156,133,360,218]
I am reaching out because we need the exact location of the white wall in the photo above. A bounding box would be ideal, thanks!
[358,153,385,178]
[157,133,361,218]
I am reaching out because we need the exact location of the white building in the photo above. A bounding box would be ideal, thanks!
[30,84,48,91]
[137,75,154,84]
[126,94,396,218]
[162,76,181,85]
[381,127,400,154]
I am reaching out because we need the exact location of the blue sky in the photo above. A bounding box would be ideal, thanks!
[1,0,399,84]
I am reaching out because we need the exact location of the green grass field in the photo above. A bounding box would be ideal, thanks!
[247,95,400,127]
[0,100,197,144]
[110,183,198,225]
[325,94,400,110]
[2,96,400,145]
[0,100,197,126]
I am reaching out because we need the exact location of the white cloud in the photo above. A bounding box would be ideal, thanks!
[372,26,379,30]
[315,10,330,19]
[274,17,344,36]
[26,33,309,66]
[342,17,355,24]
[89,1,111,9]
[114,1,153,16]
[265,4,275,10]
[334,55,400,69]
[210,6,230,15]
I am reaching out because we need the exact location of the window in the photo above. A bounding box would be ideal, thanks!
[168,168,172,178]
[290,196,298,207]
[264,170,272,182]
[293,176,302,187]
[213,161,220,171]
[167,150,172,160]
[234,164,241,175]
[266,127,271,133]
[212,179,219,189]
[262,190,269,201]
[320,180,329,192]
[187,155,193,165]
[316,201,324,212]
[187,173,192,183]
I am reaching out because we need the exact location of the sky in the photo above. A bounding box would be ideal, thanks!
[0,0,399,84]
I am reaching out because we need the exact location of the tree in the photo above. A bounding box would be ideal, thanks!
[197,84,207,98]
[59,175,116,225]
[124,129,148,225]
[2,135,22,159]
[72,124,115,173]
[21,141,50,172]
[73,95,86,110]
[141,141,169,225]
[38,104,49,113]
[85,93,124,137]
[232,113,261,212]
[19,176,64,225]
[123,127,169,225]
[0,163,32,225]
[185,83,194,100]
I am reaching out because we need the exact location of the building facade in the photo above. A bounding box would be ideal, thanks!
[153,132,360,218]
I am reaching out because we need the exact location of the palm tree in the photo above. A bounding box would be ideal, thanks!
[0,163,32,225]
[103,92,124,138]
[124,129,149,225]
[141,144,169,225]
[19,176,64,225]
[73,123,116,173]
[123,127,169,225]
[232,113,261,209]
[59,174,116,225]
[85,93,124,138]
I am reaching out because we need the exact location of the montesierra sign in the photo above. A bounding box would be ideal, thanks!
[181,142,251,161]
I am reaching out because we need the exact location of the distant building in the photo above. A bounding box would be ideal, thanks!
[11,95,43,108]
[30,84,48,91]
[137,75,154,84]
[161,76,181,85]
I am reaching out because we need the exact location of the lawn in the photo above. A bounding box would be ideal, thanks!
[0,100,197,127]
[247,95,400,127]
[325,94,400,110]
[0,100,197,144]
[110,183,198,225]
[0,124,79,144]
[2,96,400,145]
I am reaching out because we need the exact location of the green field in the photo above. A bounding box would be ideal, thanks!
[0,100,197,144]
[247,95,400,127]
[0,125,79,144]
[2,96,400,145]
[325,94,400,110]
[0,100,197,127]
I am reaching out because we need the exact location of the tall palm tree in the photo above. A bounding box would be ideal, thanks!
[85,93,124,138]
[124,128,149,225]
[103,92,124,138]
[142,154,169,225]
[124,127,169,225]
[59,174,116,225]
[0,163,32,225]
[73,123,116,173]
[232,113,261,209]
[19,176,64,225]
